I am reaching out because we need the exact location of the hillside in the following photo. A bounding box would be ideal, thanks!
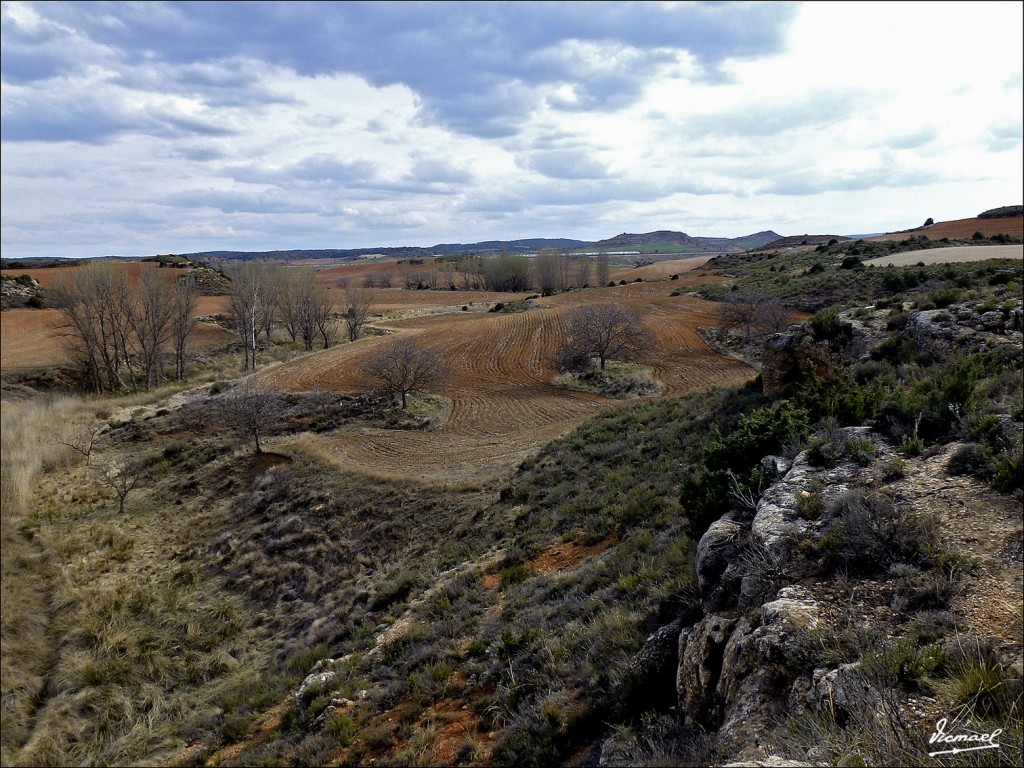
[871,213,1024,242]
[1,222,1021,767]
[590,229,780,253]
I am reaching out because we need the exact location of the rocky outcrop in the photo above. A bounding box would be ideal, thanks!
[675,428,891,764]
[759,330,834,395]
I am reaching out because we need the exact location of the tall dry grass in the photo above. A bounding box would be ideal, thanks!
[0,397,85,764]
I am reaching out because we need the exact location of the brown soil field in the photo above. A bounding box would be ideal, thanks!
[0,259,164,288]
[1,296,234,373]
[605,256,711,282]
[864,244,1023,267]
[259,279,753,482]
[0,309,68,372]
[869,214,1023,241]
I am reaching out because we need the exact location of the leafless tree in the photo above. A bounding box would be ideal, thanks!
[56,421,104,466]
[52,261,136,392]
[215,378,283,454]
[718,293,793,340]
[558,251,574,289]
[358,337,449,408]
[378,270,393,289]
[399,261,417,289]
[535,249,561,295]
[127,268,175,389]
[226,262,271,370]
[277,268,305,344]
[558,302,655,371]
[596,253,611,286]
[753,296,793,334]
[93,458,146,514]
[312,285,338,349]
[482,253,533,292]
[576,256,593,288]
[343,286,375,342]
[171,274,199,381]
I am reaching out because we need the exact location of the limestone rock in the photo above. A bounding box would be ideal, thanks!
[696,517,748,612]
[676,614,737,725]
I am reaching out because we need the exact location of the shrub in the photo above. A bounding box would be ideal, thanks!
[929,288,961,309]
[326,713,356,745]
[946,443,995,479]
[808,307,853,349]
[818,489,937,575]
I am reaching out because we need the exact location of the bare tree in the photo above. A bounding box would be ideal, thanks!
[93,458,145,514]
[718,293,793,340]
[312,284,338,349]
[558,251,574,289]
[558,302,655,371]
[596,253,611,286]
[753,296,793,334]
[358,337,449,408]
[343,286,375,342]
[378,270,393,289]
[576,256,593,288]
[226,262,271,370]
[482,253,533,292]
[215,378,283,454]
[171,274,199,381]
[277,268,304,344]
[127,269,175,389]
[535,249,561,295]
[56,421,104,466]
[52,261,136,392]
[396,261,410,289]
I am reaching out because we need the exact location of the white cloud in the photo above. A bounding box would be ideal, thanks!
[1,1,1021,258]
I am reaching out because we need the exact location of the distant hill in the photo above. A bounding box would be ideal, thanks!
[758,234,851,250]
[429,238,589,255]
[179,231,780,263]
[591,230,780,253]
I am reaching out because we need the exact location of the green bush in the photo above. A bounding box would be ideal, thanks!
[808,307,853,349]
[946,443,995,479]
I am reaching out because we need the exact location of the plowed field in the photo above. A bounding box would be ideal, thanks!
[258,281,754,481]
[869,214,1023,241]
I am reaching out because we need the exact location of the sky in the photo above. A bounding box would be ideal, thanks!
[1,1,1022,259]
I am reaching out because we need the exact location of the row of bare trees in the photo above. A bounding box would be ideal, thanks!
[382,251,612,294]
[227,263,376,370]
[53,262,198,393]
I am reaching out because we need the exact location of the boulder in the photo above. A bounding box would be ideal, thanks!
[696,517,748,612]
[760,330,833,396]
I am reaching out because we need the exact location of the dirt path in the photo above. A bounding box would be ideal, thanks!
[904,446,1024,651]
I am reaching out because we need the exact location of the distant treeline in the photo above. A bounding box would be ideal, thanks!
[0,257,83,269]
[978,205,1023,219]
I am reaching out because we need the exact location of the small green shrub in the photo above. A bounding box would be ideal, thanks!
[947,443,995,480]
[499,564,537,590]
[326,713,356,745]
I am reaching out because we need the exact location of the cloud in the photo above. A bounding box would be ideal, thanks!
[159,187,316,215]
[986,119,1023,153]
[6,2,798,140]
[675,90,868,141]
[0,80,234,143]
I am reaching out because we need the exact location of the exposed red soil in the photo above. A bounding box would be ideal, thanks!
[527,530,620,574]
